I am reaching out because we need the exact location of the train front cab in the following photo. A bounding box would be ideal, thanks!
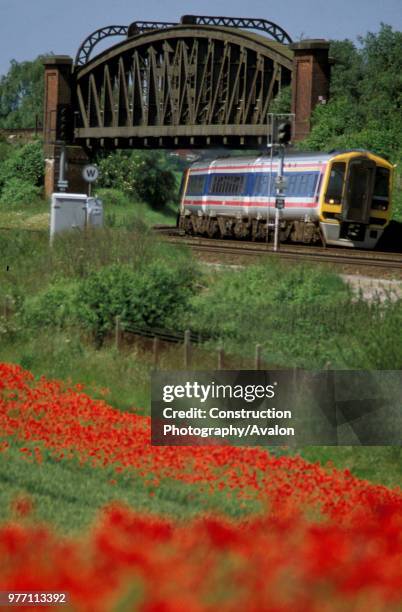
[319,151,393,248]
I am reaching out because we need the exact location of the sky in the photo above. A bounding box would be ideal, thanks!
[0,0,401,77]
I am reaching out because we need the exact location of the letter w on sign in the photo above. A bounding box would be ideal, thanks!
[82,165,99,183]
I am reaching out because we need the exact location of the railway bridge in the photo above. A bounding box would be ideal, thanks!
[42,14,332,195]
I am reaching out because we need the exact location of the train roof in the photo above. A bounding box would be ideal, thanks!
[189,150,390,169]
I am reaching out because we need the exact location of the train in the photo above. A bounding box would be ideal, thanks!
[178,150,394,248]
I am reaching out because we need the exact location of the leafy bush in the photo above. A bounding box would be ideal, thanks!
[98,151,177,208]
[97,153,136,196]
[0,140,44,191]
[22,283,78,329]
[96,188,130,207]
[132,151,177,209]
[76,261,197,344]
[0,177,41,206]
[0,138,12,163]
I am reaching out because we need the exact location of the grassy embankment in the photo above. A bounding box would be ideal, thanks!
[0,442,261,533]
[0,198,401,530]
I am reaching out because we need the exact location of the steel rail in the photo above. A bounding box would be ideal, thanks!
[152,228,402,270]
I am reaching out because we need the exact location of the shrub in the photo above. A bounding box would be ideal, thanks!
[96,188,130,207]
[76,261,197,344]
[0,140,44,192]
[0,178,41,206]
[132,152,177,209]
[98,151,177,209]
[97,153,136,196]
[22,283,78,329]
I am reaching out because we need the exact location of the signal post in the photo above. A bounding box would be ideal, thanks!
[268,115,292,251]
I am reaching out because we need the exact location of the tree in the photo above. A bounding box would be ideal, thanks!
[301,24,402,161]
[97,150,178,209]
[0,56,46,128]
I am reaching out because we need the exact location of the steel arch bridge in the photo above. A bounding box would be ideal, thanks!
[71,16,294,149]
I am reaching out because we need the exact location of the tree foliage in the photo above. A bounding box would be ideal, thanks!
[98,151,177,208]
[302,24,402,161]
[0,140,44,191]
[0,57,45,128]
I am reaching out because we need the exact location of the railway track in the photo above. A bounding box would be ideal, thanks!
[152,225,402,272]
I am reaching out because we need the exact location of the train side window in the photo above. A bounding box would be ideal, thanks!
[186,175,205,196]
[284,172,318,197]
[209,174,246,195]
[325,162,346,204]
[285,174,296,196]
[372,167,390,210]
[253,173,274,196]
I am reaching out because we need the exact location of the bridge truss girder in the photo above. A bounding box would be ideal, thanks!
[73,26,293,149]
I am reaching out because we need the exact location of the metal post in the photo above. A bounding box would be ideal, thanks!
[267,143,274,243]
[57,144,68,192]
[217,346,224,370]
[184,329,191,368]
[115,316,121,351]
[274,207,280,252]
[274,145,285,252]
[153,336,160,368]
[3,295,9,319]
[255,344,262,369]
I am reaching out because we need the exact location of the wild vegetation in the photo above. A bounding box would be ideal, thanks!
[0,24,401,609]
[302,25,402,218]
[0,364,401,610]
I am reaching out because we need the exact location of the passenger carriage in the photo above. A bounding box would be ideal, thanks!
[178,150,393,248]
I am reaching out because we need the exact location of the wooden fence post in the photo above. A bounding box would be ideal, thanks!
[3,295,12,319]
[153,336,160,368]
[184,329,191,368]
[255,344,262,369]
[217,346,224,370]
[115,316,121,351]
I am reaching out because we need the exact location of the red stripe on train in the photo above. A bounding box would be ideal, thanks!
[183,199,318,208]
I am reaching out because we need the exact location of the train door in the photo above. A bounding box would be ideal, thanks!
[343,158,376,223]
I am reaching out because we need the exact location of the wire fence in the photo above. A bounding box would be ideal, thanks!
[115,316,265,370]
[1,297,268,370]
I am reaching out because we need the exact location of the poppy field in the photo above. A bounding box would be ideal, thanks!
[0,362,401,611]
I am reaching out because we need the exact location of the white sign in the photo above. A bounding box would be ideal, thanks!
[82,164,99,183]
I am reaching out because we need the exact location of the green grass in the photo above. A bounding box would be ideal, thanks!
[1,212,402,497]
[0,197,48,230]
[0,441,262,533]
[96,188,177,229]
[0,222,189,301]
[185,262,402,369]
[0,331,151,413]
[0,189,177,233]
[300,446,402,489]
[0,437,399,537]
